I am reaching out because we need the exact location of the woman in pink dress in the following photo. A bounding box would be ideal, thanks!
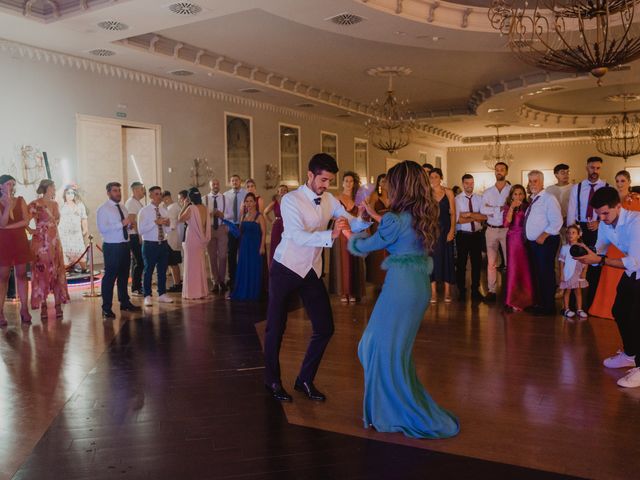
[503,184,535,312]
[29,179,70,319]
[264,184,288,267]
[179,188,211,299]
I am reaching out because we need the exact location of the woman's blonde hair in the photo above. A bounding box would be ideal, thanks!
[386,160,439,251]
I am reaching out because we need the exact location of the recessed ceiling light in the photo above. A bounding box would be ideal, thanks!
[326,12,365,26]
[239,88,262,94]
[296,103,315,108]
[169,69,194,76]
[394,31,407,36]
[540,86,566,92]
[529,123,541,127]
[487,108,504,113]
[97,20,128,31]
[168,2,202,16]
[88,49,116,57]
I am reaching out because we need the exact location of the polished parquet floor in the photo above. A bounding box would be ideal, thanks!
[0,282,637,479]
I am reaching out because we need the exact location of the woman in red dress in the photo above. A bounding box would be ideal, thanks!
[0,174,33,326]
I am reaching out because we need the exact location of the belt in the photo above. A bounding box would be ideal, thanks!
[143,240,167,244]
[487,224,505,229]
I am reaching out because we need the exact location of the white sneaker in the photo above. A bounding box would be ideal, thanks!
[603,350,636,368]
[144,296,153,306]
[617,367,640,388]
[576,309,588,318]
[158,294,174,304]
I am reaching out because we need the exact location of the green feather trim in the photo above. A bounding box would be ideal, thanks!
[381,254,433,274]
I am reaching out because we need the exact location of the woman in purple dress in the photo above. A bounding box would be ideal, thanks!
[503,184,535,312]
[264,184,288,267]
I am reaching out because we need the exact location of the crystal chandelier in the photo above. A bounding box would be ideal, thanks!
[484,124,514,169]
[365,74,415,155]
[488,0,640,84]
[593,111,640,161]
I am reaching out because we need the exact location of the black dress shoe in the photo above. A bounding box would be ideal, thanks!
[265,383,292,402]
[471,290,485,301]
[484,292,497,303]
[102,309,116,319]
[120,303,141,312]
[294,379,326,402]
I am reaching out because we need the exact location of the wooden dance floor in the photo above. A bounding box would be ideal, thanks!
[0,285,637,479]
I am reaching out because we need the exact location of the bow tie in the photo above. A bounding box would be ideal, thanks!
[313,197,322,205]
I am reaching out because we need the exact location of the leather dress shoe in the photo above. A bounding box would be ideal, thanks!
[120,303,141,312]
[102,309,116,319]
[265,383,292,402]
[294,379,326,401]
[484,292,497,303]
[471,290,485,301]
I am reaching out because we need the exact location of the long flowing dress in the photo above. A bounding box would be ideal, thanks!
[231,213,263,301]
[365,197,390,286]
[348,212,459,439]
[28,200,69,308]
[0,196,32,267]
[182,205,210,299]
[431,193,455,284]
[329,201,365,300]
[503,204,535,310]
[58,201,87,265]
[268,200,284,267]
[589,195,640,319]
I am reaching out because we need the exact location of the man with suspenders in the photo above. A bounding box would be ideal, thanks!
[205,178,228,293]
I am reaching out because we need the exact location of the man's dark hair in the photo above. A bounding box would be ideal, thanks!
[130,181,143,189]
[462,173,474,182]
[590,186,620,209]
[422,163,434,171]
[148,186,162,194]
[162,190,171,198]
[106,181,121,192]
[308,153,339,176]
[495,161,509,172]
[230,174,241,181]
[430,167,444,179]
[587,156,603,164]
[178,189,189,199]
[554,163,570,174]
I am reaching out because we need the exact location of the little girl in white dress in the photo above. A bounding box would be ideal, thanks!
[559,224,589,318]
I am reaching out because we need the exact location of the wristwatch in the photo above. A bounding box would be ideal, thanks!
[599,255,607,266]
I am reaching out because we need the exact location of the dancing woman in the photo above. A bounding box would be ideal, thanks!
[347,160,459,439]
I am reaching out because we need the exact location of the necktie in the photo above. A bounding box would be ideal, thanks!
[586,183,596,221]
[115,204,128,241]
[523,195,540,235]
[155,206,165,241]
[314,197,322,205]
[467,196,475,232]
[213,195,219,230]
[233,191,239,223]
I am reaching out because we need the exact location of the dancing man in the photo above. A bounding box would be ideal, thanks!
[263,153,369,402]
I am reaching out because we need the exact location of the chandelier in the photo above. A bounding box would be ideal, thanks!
[488,0,640,84]
[484,124,514,169]
[365,71,415,155]
[593,111,640,161]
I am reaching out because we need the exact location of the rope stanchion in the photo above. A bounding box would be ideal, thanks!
[82,235,101,298]
[65,244,91,272]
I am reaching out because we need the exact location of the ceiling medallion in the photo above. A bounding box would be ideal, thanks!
[593,111,640,161]
[364,69,415,155]
[488,0,640,85]
[483,124,514,169]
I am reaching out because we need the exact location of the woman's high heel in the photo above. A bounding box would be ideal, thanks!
[20,310,32,324]
[55,304,63,319]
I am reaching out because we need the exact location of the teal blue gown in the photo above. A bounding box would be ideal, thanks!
[348,212,460,439]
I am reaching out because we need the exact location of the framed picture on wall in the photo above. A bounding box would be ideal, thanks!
[279,123,301,187]
[418,152,428,165]
[321,131,338,188]
[521,169,555,189]
[627,166,640,185]
[435,156,442,169]
[466,172,495,193]
[354,138,368,183]
[225,113,253,184]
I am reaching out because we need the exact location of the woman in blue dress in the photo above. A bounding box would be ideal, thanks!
[349,160,460,439]
[230,193,266,301]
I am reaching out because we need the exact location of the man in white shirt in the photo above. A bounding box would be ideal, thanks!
[137,186,174,306]
[96,182,141,318]
[162,190,182,292]
[455,174,487,301]
[205,178,228,293]
[480,162,511,302]
[566,156,607,308]
[223,175,247,290]
[576,186,640,388]
[125,181,146,296]
[264,153,370,403]
[546,163,572,226]
[525,170,563,315]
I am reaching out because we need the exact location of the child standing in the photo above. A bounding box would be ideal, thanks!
[559,224,589,318]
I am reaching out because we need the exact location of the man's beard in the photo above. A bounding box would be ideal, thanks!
[496,174,505,182]
[589,172,599,181]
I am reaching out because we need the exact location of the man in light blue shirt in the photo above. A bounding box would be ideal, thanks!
[576,186,640,388]
[223,174,247,289]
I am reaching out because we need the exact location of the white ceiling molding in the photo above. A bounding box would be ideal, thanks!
[518,104,640,130]
[0,38,355,124]
[450,138,598,151]
[459,130,596,145]
[0,0,112,22]
[414,122,462,142]
[117,33,375,118]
